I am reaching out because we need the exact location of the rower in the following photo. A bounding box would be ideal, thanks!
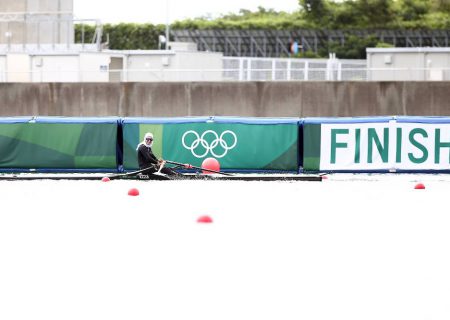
[136,132,178,176]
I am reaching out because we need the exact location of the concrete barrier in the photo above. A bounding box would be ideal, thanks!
[0,82,448,117]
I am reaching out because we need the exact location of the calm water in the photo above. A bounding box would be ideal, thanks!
[1,174,449,320]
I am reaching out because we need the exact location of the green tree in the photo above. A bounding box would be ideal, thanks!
[332,1,360,28]
[299,0,333,27]
[430,0,450,11]
[325,35,381,59]
[352,0,397,28]
[75,1,450,56]
[172,7,306,30]
[395,0,430,22]
[75,23,166,50]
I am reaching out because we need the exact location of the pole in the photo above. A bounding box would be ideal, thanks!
[165,0,170,50]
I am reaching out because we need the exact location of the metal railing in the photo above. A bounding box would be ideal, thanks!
[173,29,450,57]
[0,56,449,82]
[222,57,367,81]
[0,56,369,82]
[1,67,449,83]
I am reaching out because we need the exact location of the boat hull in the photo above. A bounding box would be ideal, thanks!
[0,173,323,182]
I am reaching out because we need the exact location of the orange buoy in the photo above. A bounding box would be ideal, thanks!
[414,183,425,190]
[201,157,220,174]
[197,215,213,223]
[128,188,140,196]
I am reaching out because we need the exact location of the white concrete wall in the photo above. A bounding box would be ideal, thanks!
[368,52,425,80]
[367,48,450,81]
[125,53,175,82]
[6,53,31,82]
[171,51,223,81]
[425,53,449,81]
[124,50,223,82]
[0,56,6,82]
[19,52,110,83]
[31,54,78,82]
[79,53,110,82]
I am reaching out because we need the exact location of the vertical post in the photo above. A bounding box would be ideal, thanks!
[123,55,128,82]
[246,58,252,81]
[239,58,244,81]
[23,15,27,51]
[326,53,331,81]
[57,0,61,44]
[37,21,41,51]
[272,59,276,81]
[67,20,70,49]
[81,24,85,50]
[6,21,11,52]
[165,0,170,50]
[337,61,342,81]
[6,29,11,52]
[304,61,309,81]
[78,57,82,82]
[287,59,291,81]
[52,20,56,50]
[96,22,103,51]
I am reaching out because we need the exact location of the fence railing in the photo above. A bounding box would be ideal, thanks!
[0,66,449,82]
[173,29,450,57]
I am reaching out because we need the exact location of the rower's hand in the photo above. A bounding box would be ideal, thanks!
[184,163,193,169]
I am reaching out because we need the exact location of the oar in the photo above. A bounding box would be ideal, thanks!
[107,165,157,179]
[165,160,233,176]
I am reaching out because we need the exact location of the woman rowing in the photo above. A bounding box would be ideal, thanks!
[136,132,178,176]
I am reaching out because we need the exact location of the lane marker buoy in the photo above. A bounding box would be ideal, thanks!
[197,215,213,223]
[202,157,220,174]
[128,188,140,196]
[414,183,425,190]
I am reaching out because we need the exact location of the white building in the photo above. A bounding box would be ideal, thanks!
[0,0,74,49]
[1,1,448,83]
[0,44,224,82]
[0,0,224,82]
[111,46,223,82]
[367,47,450,81]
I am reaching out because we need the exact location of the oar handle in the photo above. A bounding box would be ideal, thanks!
[157,160,166,173]
[165,160,233,176]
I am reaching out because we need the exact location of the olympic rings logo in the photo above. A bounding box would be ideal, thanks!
[182,130,238,158]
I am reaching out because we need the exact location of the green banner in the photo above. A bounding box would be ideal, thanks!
[0,123,117,169]
[303,124,321,171]
[123,122,298,171]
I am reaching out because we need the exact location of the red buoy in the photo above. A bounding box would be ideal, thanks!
[414,183,425,190]
[101,177,110,182]
[197,215,213,223]
[128,188,140,196]
[202,157,220,174]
